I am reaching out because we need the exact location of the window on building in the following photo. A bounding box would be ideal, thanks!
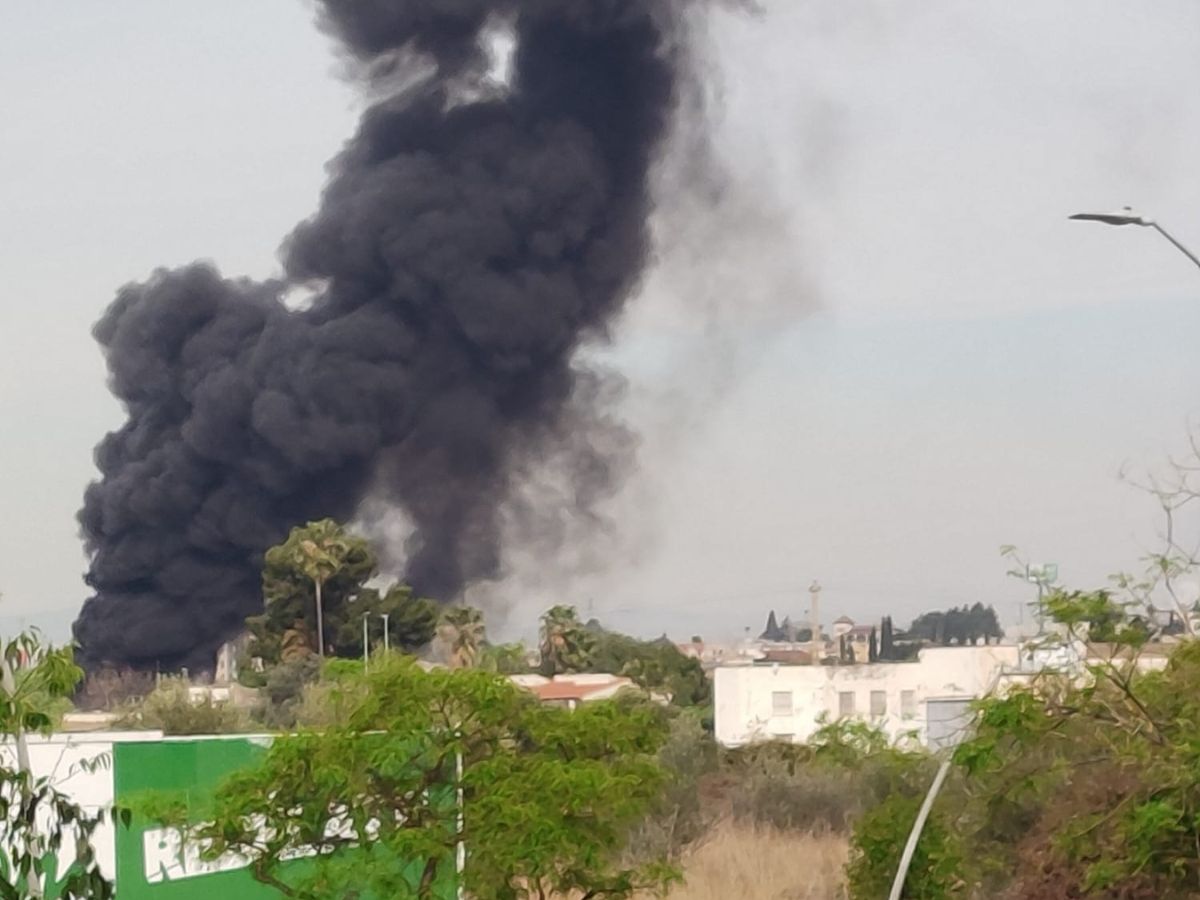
[838,691,856,717]
[771,690,793,716]
[901,690,917,719]
[870,690,887,717]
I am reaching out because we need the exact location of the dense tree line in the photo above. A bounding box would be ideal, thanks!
[236,523,711,718]
[907,602,1003,646]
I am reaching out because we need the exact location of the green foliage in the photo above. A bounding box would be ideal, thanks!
[333,584,439,659]
[436,606,486,669]
[586,624,711,708]
[627,711,719,861]
[847,795,964,900]
[1042,588,1151,645]
[150,657,677,900]
[908,603,1003,646]
[538,604,595,676]
[477,642,530,675]
[255,654,322,729]
[248,519,438,668]
[0,630,119,899]
[118,676,248,735]
[851,578,1200,897]
[723,720,933,837]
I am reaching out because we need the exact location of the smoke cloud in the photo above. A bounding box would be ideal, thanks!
[74,0,715,671]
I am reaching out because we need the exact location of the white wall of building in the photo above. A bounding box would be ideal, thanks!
[0,731,164,881]
[713,645,1021,748]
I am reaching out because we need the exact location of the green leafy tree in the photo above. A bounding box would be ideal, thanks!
[0,630,123,899]
[257,519,376,660]
[478,642,529,675]
[588,629,711,708]
[331,584,439,660]
[851,587,1200,897]
[436,607,486,669]
[538,605,595,676]
[248,522,437,670]
[909,604,1003,646]
[150,657,677,900]
[255,654,323,729]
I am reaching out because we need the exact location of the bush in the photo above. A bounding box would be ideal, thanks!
[119,677,247,735]
[731,762,861,833]
[722,721,934,835]
[292,660,370,729]
[629,710,720,860]
[847,795,964,900]
[254,654,321,729]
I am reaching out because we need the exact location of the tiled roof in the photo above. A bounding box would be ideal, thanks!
[525,676,632,703]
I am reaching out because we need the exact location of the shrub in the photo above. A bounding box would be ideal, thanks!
[119,677,247,735]
[629,710,720,860]
[254,654,321,729]
[847,795,964,900]
[722,722,934,836]
[731,762,861,833]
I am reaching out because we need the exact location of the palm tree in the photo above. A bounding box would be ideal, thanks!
[264,519,370,659]
[438,607,486,669]
[539,605,594,676]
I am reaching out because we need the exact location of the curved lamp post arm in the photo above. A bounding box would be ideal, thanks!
[1148,221,1200,272]
[1069,209,1200,273]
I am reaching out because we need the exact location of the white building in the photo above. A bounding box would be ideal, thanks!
[714,644,1022,750]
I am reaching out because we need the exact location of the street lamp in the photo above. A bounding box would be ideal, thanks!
[1069,207,1200,272]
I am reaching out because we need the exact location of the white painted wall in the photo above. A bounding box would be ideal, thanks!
[713,645,1021,748]
[0,731,163,881]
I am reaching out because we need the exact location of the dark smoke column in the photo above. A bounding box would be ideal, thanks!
[75,0,704,672]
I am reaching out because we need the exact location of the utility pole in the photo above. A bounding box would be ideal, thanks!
[809,581,822,665]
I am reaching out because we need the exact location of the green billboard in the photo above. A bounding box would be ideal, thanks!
[110,735,457,899]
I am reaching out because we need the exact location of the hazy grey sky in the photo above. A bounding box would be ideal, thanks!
[2,1,1199,644]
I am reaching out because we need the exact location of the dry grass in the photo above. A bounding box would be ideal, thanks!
[642,821,849,900]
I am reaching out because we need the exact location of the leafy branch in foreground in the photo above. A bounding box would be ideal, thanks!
[148,657,677,900]
[0,629,124,899]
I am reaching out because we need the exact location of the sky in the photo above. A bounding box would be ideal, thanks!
[2,1,1199,647]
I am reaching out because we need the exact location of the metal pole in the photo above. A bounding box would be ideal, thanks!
[363,615,370,674]
[1150,222,1200,272]
[1,648,43,899]
[888,670,1005,899]
[456,747,465,900]
[314,579,325,660]
[382,613,390,655]
[1036,580,1045,636]
[887,759,952,900]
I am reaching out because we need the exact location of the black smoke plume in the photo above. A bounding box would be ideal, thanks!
[74,0,711,671]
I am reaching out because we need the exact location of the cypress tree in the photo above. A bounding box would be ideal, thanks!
[881,616,894,660]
